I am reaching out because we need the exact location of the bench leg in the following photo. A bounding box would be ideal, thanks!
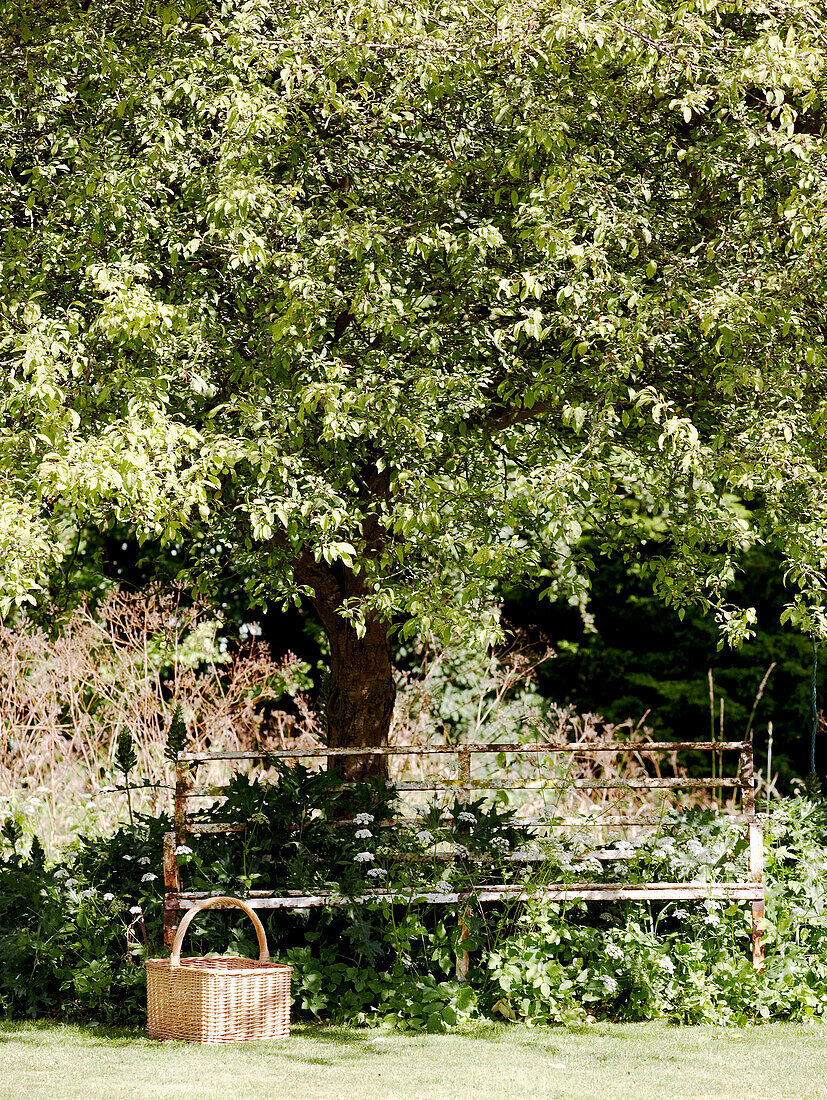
[748,821,765,972]
[751,899,765,972]
[455,911,470,981]
[163,903,180,950]
[163,831,181,950]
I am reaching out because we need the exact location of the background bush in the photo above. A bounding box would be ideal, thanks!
[2,789,826,1031]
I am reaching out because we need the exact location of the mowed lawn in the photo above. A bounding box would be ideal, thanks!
[1,1018,824,1100]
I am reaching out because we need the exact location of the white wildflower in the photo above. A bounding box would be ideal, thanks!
[605,943,624,960]
[674,908,689,920]
[175,844,193,856]
[129,906,143,915]
[251,812,268,825]
[353,851,373,863]
[581,857,603,874]
[490,836,509,852]
[656,837,675,852]
[141,873,157,883]
[456,812,476,824]
[416,830,434,845]
[139,856,151,865]
[602,976,618,994]
[64,878,78,889]
[686,838,707,859]
[614,840,634,854]
[102,892,115,902]
[355,829,372,840]
[53,868,68,880]
[703,913,721,926]
[659,956,676,973]
[354,812,374,825]
[366,867,386,878]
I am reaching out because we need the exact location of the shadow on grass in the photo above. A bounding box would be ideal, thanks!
[0,1019,147,1046]
[0,1018,380,1057]
[0,1016,572,1065]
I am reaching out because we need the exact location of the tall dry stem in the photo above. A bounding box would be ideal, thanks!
[0,585,320,848]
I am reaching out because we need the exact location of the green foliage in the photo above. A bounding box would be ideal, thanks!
[180,764,533,903]
[115,731,138,779]
[185,763,402,895]
[0,812,169,1020]
[114,729,139,825]
[508,547,825,789]
[0,790,55,856]
[395,634,552,747]
[3,0,827,653]
[481,800,827,1026]
[163,704,189,765]
[283,927,477,1032]
[0,816,23,853]
[5,768,827,1031]
[805,772,822,799]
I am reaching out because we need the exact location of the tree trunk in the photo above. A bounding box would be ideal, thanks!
[325,613,395,780]
[295,550,395,779]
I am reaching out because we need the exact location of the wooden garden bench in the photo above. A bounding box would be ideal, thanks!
[162,739,765,972]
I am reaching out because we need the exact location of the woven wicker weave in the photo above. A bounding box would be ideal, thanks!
[146,896,291,1043]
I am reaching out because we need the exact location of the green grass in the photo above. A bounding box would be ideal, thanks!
[1,1019,825,1100]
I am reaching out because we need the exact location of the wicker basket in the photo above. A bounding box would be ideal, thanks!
[146,896,291,1043]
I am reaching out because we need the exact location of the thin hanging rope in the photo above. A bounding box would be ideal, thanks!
[811,634,819,775]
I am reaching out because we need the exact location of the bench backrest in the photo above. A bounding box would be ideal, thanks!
[162,739,763,970]
[170,738,757,837]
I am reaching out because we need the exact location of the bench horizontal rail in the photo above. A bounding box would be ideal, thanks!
[177,741,748,762]
[167,881,764,910]
[538,814,755,825]
[166,841,643,863]
[182,777,743,797]
[184,814,755,834]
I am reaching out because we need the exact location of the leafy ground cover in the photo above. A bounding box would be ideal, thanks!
[4,791,827,1029]
[1,1019,825,1100]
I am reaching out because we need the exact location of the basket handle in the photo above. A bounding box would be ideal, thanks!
[170,896,270,969]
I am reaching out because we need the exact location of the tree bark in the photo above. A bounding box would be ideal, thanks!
[295,549,395,780]
[324,611,395,780]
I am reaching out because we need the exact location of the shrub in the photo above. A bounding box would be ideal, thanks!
[479,799,827,1026]
[0,814,169,1021]
[2,791,827,1030]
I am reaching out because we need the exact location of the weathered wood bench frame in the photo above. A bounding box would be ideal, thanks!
[163,740,765,972]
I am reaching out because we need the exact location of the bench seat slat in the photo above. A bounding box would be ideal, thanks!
[168,881,764,910]
[182,814,754,831]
